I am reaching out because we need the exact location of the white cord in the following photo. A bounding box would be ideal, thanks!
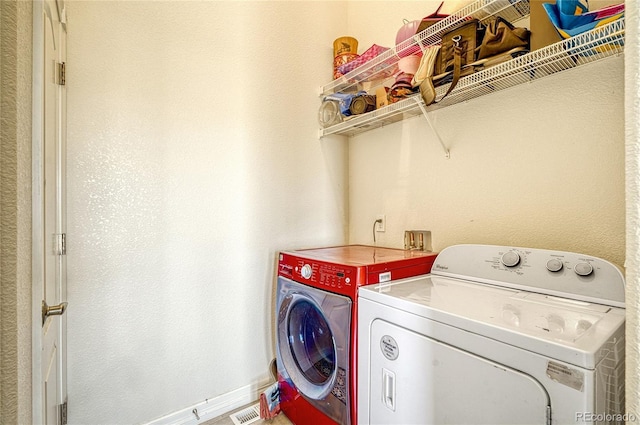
[372,218,382,243]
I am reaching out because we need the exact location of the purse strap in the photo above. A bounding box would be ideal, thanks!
[441,36,464,100]
[422,36,464,106]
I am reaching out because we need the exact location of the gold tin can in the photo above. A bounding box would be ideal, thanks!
[333,36,358,57]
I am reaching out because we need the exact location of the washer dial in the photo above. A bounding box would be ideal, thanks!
[546,258,564,272]
[574,262,594,277]
[501,251,521,267]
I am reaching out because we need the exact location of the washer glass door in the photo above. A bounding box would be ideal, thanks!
[288,299,336,386]
[276,277,351,403]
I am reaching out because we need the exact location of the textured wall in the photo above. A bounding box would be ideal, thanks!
[349,56,626,265]
[625,0,640,415]
[65,1,347,423]
[347,2,625,266]
[0,1,32,424]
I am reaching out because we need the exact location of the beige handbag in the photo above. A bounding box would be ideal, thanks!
[419,19,482,105]
[412,45,441,88]
[419,16,530,106]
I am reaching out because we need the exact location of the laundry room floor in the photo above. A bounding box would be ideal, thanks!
[201,401,292,425]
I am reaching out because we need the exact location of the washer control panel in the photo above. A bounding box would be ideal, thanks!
[277,253,356,295]
[432,244,625,307]
[295,261,353,288]
[499,249,594,277]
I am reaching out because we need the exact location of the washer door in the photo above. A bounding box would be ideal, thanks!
[288,298,336,391]
[277,277,351,403]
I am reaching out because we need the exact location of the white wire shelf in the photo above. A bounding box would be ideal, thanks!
[428,18,625,110]
[319,95,424,138]
[320,0,530,96]
[318,18,625,139]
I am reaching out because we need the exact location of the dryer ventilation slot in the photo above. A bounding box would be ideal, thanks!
[229,403,261,425]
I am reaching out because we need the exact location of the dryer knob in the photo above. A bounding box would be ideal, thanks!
[501,251,521,267]
[301,264,312,279]
[574,262,594,277]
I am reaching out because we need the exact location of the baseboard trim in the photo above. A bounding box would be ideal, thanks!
[145,379,273,425]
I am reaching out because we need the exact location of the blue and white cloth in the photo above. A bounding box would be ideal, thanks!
[323,91,368,117]
[543,0,624,39]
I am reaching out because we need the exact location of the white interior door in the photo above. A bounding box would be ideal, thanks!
[34,0,68,423]
[368,319,550,425]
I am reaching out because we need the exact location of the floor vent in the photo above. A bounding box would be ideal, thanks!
[229,403,261,425]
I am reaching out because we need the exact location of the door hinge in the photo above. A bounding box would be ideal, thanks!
[55,233,66,255]
[59,400,68,425]
[56,62,66,86]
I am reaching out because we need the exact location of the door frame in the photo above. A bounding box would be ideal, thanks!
[32,0,67,422]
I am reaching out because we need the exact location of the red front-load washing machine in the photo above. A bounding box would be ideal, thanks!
[275,245,437,425]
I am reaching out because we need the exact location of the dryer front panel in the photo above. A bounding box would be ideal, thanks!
[367,319,551,425]
[276,276,352,424]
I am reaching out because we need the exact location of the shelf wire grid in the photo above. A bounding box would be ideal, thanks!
[320,95,424,138]
[430,18,625,109]
[320,0,530,96]
[413,0,530,51]
[319,18,624,139]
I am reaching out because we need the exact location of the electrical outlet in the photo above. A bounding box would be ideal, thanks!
[376,215,386,232]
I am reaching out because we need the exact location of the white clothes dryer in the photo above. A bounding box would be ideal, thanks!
[358,244,626,425]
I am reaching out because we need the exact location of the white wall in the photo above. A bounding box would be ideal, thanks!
[346,3,625,267]
[625,0,640,414]
[346,0,473,51]
[65,2,347,423]
[61,0,636,423]
[0,1,33,424]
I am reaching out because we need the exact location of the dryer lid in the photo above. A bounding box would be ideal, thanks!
[360,274,625,369]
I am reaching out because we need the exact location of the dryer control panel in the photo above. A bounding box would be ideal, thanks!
[431,244,625,308]
[278,253,359,297]
[278,247,436,299]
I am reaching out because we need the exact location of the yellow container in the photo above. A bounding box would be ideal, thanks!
[333,37,358,79]
[333,36,358,57]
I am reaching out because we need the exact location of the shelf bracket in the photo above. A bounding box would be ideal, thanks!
[416,98,450,159]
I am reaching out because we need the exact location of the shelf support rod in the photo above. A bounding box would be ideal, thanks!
[417,98,450,159]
